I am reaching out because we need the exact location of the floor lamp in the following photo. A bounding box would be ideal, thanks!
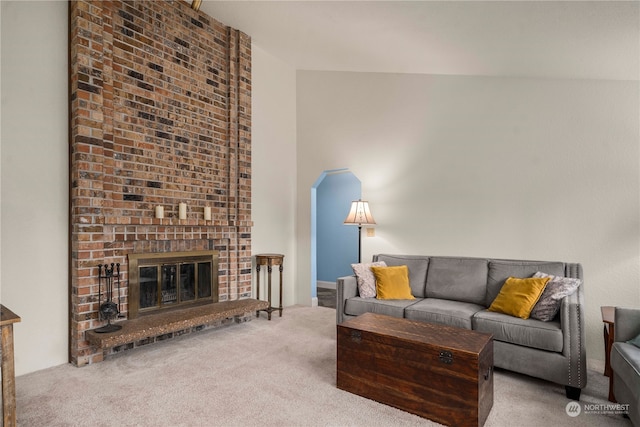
[343,200,376,263]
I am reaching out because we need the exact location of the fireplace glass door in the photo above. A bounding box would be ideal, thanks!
[138,262,211,310]
[128,251,219,318]
[198,262,212,298]
[140,266,158,309]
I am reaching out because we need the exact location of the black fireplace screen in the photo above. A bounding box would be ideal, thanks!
[128,251,219,318]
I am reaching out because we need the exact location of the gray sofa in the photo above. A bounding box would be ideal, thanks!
[336,254,586,399]
[611,307,640,426]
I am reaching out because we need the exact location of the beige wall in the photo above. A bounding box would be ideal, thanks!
[1,1,69,375]
[251,45,298,307]
[296,70,640,362]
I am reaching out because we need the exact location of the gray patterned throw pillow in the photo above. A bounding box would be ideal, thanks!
[530,272,582,321]
[351,261,387,298]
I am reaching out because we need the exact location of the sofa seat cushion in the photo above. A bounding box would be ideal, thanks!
[404,298,485,330]
[375,255,429,298]
[344,297,420,319]
[611,342,640,395]
[473,310,563,352]
[426,257,488,306]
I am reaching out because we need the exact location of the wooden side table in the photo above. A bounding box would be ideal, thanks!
[1,304,21,427]
[255,254,284,320]
[601,305,616,402]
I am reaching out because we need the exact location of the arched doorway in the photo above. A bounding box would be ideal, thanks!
[311,169,361,306]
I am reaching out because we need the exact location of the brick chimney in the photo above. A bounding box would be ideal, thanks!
[69,0,252,366]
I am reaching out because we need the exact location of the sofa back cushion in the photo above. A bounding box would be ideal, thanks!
[374,254,429,298]
[425,257,488,305]
[486,260,565,307]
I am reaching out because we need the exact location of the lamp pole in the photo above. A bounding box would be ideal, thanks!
[357,224,363,263]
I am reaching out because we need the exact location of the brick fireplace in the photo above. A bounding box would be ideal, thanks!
[69,0,252,366]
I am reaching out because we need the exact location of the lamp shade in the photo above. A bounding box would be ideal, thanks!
[343,200,376,226]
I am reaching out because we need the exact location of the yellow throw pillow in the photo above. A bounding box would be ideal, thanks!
[370,265,415,300]
[487,276,551,319]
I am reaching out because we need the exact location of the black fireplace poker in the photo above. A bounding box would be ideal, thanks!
[95,263,123,334]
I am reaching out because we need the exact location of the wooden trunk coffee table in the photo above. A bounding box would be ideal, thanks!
[337,313,493,427]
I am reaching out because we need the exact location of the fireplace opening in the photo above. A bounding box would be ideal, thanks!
[128,251,219,319]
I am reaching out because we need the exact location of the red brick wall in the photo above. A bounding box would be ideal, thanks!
[69,0,252,366]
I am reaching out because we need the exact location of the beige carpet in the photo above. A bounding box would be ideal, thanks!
[16,305,629,427]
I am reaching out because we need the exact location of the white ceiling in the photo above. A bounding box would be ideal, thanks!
[201,1,639,80]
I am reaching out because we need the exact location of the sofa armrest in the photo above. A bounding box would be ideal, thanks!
[614,307,640,342]
[559,280,587,388]
[336,275,358,324]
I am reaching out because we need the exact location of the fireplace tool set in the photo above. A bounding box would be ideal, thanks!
[95,263,124,333]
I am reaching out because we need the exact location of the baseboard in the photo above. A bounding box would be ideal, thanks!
[317,280,336,290]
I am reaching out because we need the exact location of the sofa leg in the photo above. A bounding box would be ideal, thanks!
[565,386,581,400]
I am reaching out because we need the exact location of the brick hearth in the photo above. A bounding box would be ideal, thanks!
[69,0,252,366]
[85,299,268,353]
